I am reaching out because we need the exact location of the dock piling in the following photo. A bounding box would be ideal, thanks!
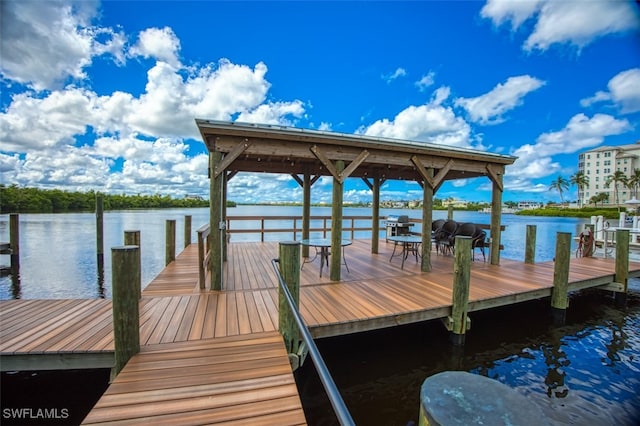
[551,232,571,325]
[111,245,141,380]
[124,230,141,299]
[9,213,20,273]
[448,236,471,346]
[278,242,301,359]
[525,224,536,264]
[165,219,176,266]
[184,215,192,248]
[96,194,104,270]
[614,228,629,307]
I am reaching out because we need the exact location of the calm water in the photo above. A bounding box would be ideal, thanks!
[1,207,639,425]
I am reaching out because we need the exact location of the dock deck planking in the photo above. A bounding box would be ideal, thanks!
[81,331,306,426]
[3,241,638,354]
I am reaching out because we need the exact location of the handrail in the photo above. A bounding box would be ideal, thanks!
[226,215,376,241]
[196,223,211,289]
[271,258,355,426]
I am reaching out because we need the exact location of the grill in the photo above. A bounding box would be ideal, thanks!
[385,215,414,240]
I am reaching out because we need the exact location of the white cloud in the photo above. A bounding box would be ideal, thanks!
[236,101,305,125]
[0,88,98,151]
[481,0,543,30]
[580,91,611,108]
[128,27,181,68]
[225,173,309,203]
[415,71,436,92]
[581,68,640,113]
[0,16,305,198]
[508,113,632,180]
[12,146,112,188]
[481,0,640,51]
[383,68,407,83]
[431,86,451,106]
[0,0,126,90]
[455,75,545,125]
[359,87,473,148]
[608,68,640,113]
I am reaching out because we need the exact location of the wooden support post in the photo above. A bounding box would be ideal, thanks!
[184,215,192,249]
[165,219,176,266]
[302,172,311,258]
[222,172,228,262]
[422,170,434,272]
[9,213,19,273]
[197,229,206,290]
[111,245,140,380]
[124,230,141,299]
[330,160,344,281]
[278,242,301,355]
[524,225,536,264]
[490,180,503,265]
[96,194,104,270]
[614,229,629,307]
[371,176,380,254]
[210,151,223,291]
[551,232,571,325]
[449,236,471,346]
[447,205,453,220]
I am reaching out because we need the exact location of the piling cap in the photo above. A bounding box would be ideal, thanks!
[420,371,547,426]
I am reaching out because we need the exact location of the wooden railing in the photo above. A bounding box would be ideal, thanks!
[196,223,211,289]
[195,215,503,287]
[225,215,377,241]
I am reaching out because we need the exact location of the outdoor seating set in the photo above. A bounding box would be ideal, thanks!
[432,219,487,261]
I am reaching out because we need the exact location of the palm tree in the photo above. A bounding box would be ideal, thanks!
[589,192,609,207]
[549,175,570,205]
[570,171,589,208]
[605,170,628,206]
[626,168,640,199]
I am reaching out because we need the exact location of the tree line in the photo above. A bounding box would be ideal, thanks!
[0,185,219,213]
[548,168,640,207]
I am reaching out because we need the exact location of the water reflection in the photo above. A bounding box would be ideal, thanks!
[542,331,569,399]
[96,263,105,299]
[10,269,21,299]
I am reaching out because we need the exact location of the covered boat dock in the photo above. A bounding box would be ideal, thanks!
[196,119,517,289]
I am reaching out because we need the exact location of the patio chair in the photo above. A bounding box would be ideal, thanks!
[434,219,458,255]
[451,222,475,257]
[471,229,487,262]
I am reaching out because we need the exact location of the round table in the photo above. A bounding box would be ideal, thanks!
[300,239,352,277]
[388,235,422,269]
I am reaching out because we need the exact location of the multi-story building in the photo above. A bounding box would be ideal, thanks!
[578,141,640,206]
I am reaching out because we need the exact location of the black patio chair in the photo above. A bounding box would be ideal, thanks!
[434,219,458,255]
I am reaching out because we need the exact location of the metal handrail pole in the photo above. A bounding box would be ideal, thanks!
[272,259,355,426]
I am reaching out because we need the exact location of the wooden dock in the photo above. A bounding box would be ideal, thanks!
[2,239,639,424]
[82,331,306,425]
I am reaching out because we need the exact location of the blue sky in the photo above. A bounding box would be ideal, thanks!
[1,0,639,204]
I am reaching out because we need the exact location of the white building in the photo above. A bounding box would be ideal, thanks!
[517,201,543,210]
[578,141,640,206]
